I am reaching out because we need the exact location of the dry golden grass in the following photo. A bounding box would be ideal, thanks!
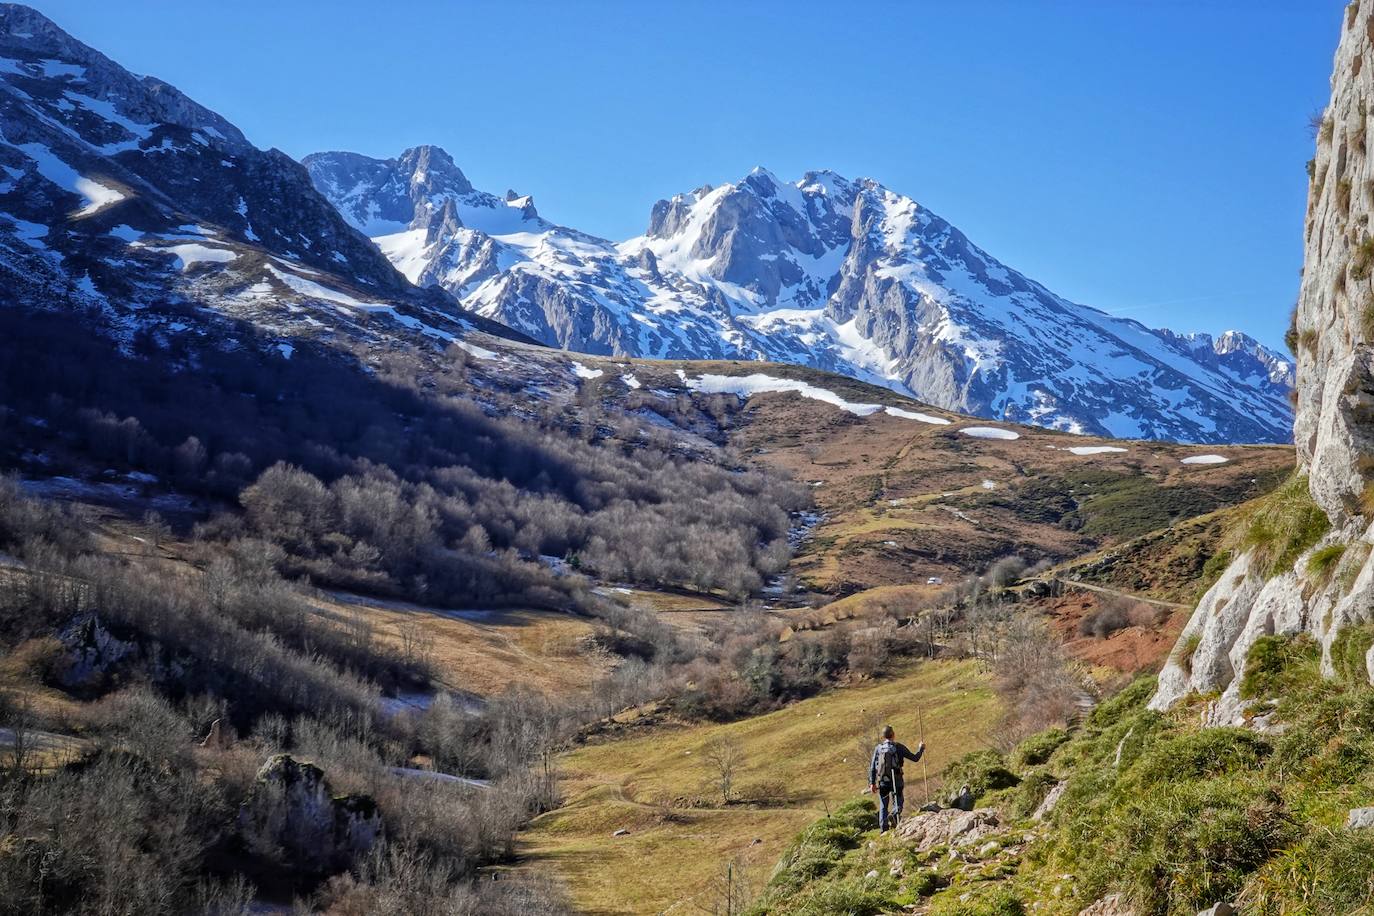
[309,592,612,697]
[518,659,998,915]
[586,357,1291,593]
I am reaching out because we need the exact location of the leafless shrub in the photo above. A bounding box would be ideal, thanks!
[1078,597,1162,638]
[992,614,1084,749]
[702,735,747,804]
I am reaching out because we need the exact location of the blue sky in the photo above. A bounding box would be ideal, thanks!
[31,0,1347,350]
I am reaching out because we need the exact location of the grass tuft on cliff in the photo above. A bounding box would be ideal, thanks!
[1237,473,1331,578]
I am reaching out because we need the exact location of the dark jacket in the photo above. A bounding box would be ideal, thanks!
[869,739,923,788]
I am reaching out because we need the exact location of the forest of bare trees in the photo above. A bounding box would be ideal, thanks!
[0,306,808,610]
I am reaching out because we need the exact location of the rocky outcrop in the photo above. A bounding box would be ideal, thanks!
[895,807,1000,852]
[1032,781,1066,821]
[1347,806,1374,830]
[57,615,136,689]
[238,754,381,876]
[1151,3,1374,716]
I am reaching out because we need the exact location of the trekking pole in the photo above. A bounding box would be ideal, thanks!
[917,705,930,806]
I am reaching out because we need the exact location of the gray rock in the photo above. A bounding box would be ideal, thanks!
[58,615,136,688]
[1077,893,1136,916]
[238,754,381,876]
[895,807,1000,851]
[1032,781,1066,821]
[1196,904,1235,916]
[1347,807,1374,830]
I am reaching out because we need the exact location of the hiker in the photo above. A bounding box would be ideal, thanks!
[868,725,924,832]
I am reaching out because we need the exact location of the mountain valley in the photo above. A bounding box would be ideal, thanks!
[0,3,1367,916]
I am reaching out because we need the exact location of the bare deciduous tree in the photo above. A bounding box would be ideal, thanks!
[703,735,747,805]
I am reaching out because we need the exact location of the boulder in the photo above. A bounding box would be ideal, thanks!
[1197,904,1235,916]
[238,754,381,876]
[58,614,136,688]
[1346,807,1374,830]
[895,807,999,852]
[1033,781,1066,821]
[949,784,975,811]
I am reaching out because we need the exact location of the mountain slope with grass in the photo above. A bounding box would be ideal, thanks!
[741,7,1374,915]
[751,663,1374,915]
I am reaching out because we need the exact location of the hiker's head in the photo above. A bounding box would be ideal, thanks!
[882,725,894,741]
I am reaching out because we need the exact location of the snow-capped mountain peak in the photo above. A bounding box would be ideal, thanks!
[304,152,1294,444]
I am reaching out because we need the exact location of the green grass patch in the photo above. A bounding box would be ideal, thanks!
[1197,547,1234,596]
[1237,474,1331,579]
[765,798,872,896]
[1354,237,1374,281]
[1129,728,1272,785]
[941,749,1019,802]
[1240,634,1322,701]
[1012,728,1068,768]
[927,885,1025,916]
[1307,543,1348,585]
[1248,828,1374,915]
[1010,770,1059,819]
[1332,624,1374,687]
[1177,632,1203,676]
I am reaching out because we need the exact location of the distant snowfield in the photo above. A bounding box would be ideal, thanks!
[960,426,1021,441]
[571,361,604,379]
[681,372,948,423]
[686,372,881,415]
[884,405,951,425]
[266,264,391,313]
[15,141,126,216]
[1063,445,1127,456]
[264,264,458,343]
[166,242,236,271]
[73,178,123,216]
[456,340,497,360]
[374,228,429,283]
[1181,454,1229,465]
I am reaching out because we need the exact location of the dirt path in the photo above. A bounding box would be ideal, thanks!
[1054,577,1188,610]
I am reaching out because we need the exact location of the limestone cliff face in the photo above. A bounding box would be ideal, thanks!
[1298,3,1374,522]
[1151,2,1374,718]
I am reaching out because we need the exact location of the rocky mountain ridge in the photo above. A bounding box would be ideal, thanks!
[306,149,1295,444]
[0,3,516,367]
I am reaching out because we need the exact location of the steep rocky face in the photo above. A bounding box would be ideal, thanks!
[238,754,381,876]
[0,3,510,362]
[302,145,474,236]
[1295,3,1374,524]
[1151,2,1374,717]
[309,152,1295,444]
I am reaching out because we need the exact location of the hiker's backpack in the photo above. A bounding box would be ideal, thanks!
[876,740,900,784]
